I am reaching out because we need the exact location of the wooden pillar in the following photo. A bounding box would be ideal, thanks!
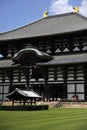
[62,66,67,100]
[74,65,77,96]
[12,100,14,106]
[43,67,49,102]
[34,98,36,105]
[23,99,25,105]
[30,98,32,105]
[84,64,87,101]
[22,67,30,89]
[64,66,67,98]
[7,70,13,92]
[20,100,21,105]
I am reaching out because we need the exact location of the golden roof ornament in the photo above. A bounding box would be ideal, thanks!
[43,11,49,18]
[73,6,79,13]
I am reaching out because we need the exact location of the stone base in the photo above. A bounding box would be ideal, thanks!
[61,102,87,108]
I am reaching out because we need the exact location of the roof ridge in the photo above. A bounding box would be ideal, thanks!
[47,12,87,20]
[48,12,74,18]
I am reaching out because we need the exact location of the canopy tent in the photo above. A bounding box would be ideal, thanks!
[6,88,42,105]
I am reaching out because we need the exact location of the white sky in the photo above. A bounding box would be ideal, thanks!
[49,0,87,17]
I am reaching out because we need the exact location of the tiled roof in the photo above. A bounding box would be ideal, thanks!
[37,53,87,66]
[0,12,87,41]
[0,59,20,68]
[6,88,41,99]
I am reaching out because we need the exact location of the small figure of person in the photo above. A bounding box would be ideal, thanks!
[58,98,61,107]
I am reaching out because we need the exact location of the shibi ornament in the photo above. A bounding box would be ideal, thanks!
[43,11,49,18]
[73,6,79,13]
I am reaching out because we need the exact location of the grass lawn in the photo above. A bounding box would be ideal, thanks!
[0,108,87,130]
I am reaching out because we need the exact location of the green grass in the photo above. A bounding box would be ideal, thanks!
[0,108,87,130]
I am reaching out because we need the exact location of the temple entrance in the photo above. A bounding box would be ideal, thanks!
[31,84,67,101]
[49,84,67,101]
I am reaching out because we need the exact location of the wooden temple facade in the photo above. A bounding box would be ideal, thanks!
[0,12,87,101]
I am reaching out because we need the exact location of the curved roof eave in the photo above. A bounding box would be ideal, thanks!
[0,29,87,42]
[12,47,53,62]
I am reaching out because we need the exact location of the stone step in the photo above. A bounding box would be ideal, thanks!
[61,102,87,108]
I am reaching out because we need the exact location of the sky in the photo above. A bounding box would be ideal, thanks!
[0,0,87,32]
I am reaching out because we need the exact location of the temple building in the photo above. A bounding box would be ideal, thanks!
[0,12,87,102]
